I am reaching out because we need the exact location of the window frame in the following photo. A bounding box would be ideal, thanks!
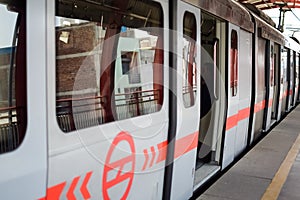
[230,30,238,97]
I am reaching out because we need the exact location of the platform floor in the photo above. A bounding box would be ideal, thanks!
[197,105,300,200]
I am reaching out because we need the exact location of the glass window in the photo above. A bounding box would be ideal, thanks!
[281,48,288,83]
[182,11,197,108]
[230,30,238,97]
[55,0,164,132]
[0,1,27,154]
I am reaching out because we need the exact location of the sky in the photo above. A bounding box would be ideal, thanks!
[0,4,17,48]
[264,8,300,41]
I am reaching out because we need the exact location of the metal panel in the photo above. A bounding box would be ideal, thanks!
[235,29,252,157]
[250,36,266,143]
[0,0,48,198]
[47,0,170,199]
[170,1,201,199]
[222,23,240,169]
[286,49,295,111]
[281,48,289,115]
[263,41,275,131]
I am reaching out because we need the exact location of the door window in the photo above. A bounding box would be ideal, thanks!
[230,30,238,97]
[0,2,27,153]
[182,11,197,108]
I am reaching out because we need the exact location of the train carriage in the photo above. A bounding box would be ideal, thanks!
[284,37,300,110]
[249,12,285,142]
[0,0,300,199]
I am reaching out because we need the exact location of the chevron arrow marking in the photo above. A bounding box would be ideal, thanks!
[66,176,80,200]
[80,171,93,199]
[149,146,156,168]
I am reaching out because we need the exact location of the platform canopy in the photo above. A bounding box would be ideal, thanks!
[238,0,300,10]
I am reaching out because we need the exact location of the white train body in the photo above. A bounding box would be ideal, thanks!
[0,0,299,199]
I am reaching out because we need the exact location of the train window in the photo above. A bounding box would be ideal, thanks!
[55,0,163,132]
[230,30,238,97]
[182,11,197,108]
[0,2,27,154]
[281,48,288,83]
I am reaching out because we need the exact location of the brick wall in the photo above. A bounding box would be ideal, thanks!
[56,22,100,97]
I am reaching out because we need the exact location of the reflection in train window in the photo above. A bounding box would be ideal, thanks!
[182,11,197,108]
[230,30,238,97]
[0,2,27,154]
[55,0,164,132]
[115,30,163,120]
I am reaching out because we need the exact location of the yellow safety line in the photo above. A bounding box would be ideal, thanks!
[261,133,300,200]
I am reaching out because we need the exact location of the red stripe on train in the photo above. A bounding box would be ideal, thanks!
[40,172,92,200]
[226,115,238,131]
[40,132,199,199]
[174,131,199,159]
[156,141,168,164]
[226,98,273,131]
[254,100,265,113]
[39,182,66,200]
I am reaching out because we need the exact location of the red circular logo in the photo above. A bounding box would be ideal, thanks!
[102,131,136,200]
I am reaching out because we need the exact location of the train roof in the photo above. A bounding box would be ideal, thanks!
[239,2,276,27]
[251,12,285,45]
[184,0,254,33]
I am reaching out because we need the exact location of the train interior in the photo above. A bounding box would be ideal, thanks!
[193,12,226,188]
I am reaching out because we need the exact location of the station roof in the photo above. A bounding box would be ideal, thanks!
[237,0,300,10]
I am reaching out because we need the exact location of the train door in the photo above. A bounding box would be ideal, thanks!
[47,1,170,199]
[234,29,252,156]
[297,53,300,102]
[286,49,295,111]
[281,48,288,115]
[293,51,299,105]
[273,44,282,121]
[0,0,47,198]
[193,12,226,189]
[170,2,200,199]
[250,36,267,143]
[222,24,240,168]
[264,41,276,130]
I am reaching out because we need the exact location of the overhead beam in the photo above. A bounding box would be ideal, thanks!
[238,0,300,9]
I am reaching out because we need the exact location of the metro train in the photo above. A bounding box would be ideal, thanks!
[0,0,299,199]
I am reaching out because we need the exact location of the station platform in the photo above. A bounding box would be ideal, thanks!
[197,105,300,200]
